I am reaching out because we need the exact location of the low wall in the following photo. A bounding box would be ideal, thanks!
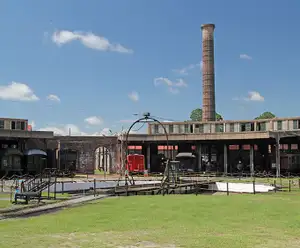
[209,182,275,193]
[44,180,161,193]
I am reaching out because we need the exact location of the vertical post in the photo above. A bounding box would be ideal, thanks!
[276,137,281,178]
[62,182,64,195]
[94,178,96,197]
[97,147,100,172]
[197,144,202,172]
[54,176,57,199]
[253,179,255,194]
[250,144,254,177]
[57,140,61,171]
[289,180,291,192]
[298,178,300,189]
[47,173,50,199]
[226,181,229,196]
[223,144,228,175]
[104,147,107,179]
[146,145,151,172]
[120,131,124,176]
[10,186,13,203]
[274,180,277,193]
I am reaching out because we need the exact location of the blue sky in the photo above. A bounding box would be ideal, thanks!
[0,0,299,135]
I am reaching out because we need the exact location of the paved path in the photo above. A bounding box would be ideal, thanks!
[0,194,110,220]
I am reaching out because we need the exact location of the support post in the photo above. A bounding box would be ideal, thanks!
[172,145,175,160]
[54,176,57,199]
[276,138,281,178]
[146,145,151,172]
[223,144,228,175]
[197,144,202,172]
[250,144,254,176]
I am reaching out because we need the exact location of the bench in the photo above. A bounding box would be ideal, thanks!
[14,192,41,204]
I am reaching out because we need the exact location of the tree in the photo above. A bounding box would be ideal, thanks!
[255,111,276,120]
[190,108,223,121]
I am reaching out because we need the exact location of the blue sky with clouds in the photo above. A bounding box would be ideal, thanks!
[0,0,299,135]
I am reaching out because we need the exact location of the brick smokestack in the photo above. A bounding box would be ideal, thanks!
[201,24,216,122]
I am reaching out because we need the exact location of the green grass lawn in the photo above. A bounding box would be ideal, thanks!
[0,192,10,198]
[94,170,110,175]
[1,193,300,248]
[0,192,71,211]
[0,200,11,209]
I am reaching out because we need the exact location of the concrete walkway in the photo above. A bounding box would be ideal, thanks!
[0,194,110,220]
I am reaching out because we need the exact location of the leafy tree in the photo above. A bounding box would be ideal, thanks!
[255,111,276,120]
[190,108,223,121]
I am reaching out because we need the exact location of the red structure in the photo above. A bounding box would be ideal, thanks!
[126,154,145,173]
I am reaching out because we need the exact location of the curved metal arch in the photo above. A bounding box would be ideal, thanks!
[123,116,170,174]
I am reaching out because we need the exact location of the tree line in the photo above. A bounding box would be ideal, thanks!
[190,108,276,121]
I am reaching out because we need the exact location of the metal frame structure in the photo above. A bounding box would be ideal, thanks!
[116,113,170,187]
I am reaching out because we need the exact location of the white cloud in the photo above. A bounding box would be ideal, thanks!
[38,124,125,136]
[128,91,139,102]
[38,124,87,136]
[154,77,187,94]
[247,91,264,101]
[84,116,103,126]
[240,54,252,60]
[233,91,264,102]
[52,30,133,54]
[47,94,61,102]
[0,82,39,101]
[173,62,203,75]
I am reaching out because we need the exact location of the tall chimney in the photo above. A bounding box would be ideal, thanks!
[201,24,216,122]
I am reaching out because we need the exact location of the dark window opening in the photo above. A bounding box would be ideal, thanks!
[0,120,4,129]
[21,121,25,130]
[190,125,194,133]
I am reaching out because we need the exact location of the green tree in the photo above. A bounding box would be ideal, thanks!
[255,111,276,120]
[190,108,223,121]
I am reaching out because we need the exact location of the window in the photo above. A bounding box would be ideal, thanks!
[11,121,15,130]
[199,124,204,133]
[184,124,189,133]
[0,120,4,129]
[277,121,282,131]
[240,124,246,132]
[215,124,224,133]
[256,122,266,131]
[16,121,21,130]
[21,121,25,130]
[190,125,194,133]
[293,120,299,129]
[240,123,254,132]
[178,125,184,133]
[169,125,174,133]
[154,125,159,134]
[194,124,201,134]
[229,123,234,132]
